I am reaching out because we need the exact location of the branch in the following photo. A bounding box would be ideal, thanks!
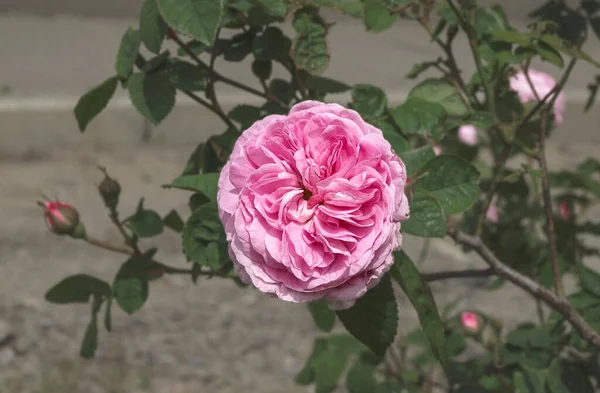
[448,228,600,351]
[171,34,286,107]
[421,268,493,282]
[84,236,214,277]
[445,0,494,116]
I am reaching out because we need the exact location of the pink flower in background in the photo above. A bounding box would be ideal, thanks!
[457,125,478,146]
[218,101,410,309]
[433,145,443,156]
[559,201,571,221]
[509,69,566,125]
[461,311,480,331]
[486,204,499,223]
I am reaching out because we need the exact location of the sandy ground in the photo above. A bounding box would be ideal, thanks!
[0,140,598,393]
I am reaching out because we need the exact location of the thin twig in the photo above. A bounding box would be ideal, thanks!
[171,34,286,107]
[445,0,494,116]
[285,57,308,100]
[475,142,511,236]
[421,268,493,282]
[84,236,211,277]
[537,107,564,296]
[448,228,600,350]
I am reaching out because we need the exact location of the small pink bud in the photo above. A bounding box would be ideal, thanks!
[461,311,480,331]
[433,145,442,156]
[458,125,478,146]
[559,201,571,221]
[40,200,84,237]
[486,204,499,223]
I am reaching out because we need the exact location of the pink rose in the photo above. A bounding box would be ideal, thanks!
[218,101,410,309]
[433,145,443,156]
[509,69,566,125]
[461,311,480,331]
[457,125,478,146]
[486,203,499,223]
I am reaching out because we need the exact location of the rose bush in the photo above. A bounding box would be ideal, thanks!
[218,101,410,309]
[41,0,600,392]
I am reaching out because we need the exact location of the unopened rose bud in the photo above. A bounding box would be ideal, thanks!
[98,171,121,210]
[458,125,478,146]
[40,201,85,238]
[486,204,499,223]
[461,311,480,332]
[559,201,571,221]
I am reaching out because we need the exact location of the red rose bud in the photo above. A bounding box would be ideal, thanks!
[41,201,85,238]
[98,171,121,210]
[461,311,481,332]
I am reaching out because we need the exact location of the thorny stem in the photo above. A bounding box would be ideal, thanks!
[171,34,286,107]
[448,228,600,351]
[521,58,577,297]
[445,0,495,116]
[537,107,564,296]
[208,30,237,131]
[417,17,475,108]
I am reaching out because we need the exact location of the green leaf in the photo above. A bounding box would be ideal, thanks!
[409,78,469,118]
[252,26,291,61]
[305,75,350,94]
[350,84,387,117]
[140,0,168,53]
[291,7,330,75]
[161,60,207,91]
[346,363,377,393]
[164,173,220,201]
[581,265,600,298]
[391,250,449,376]
[363,0,396,32]
[417,155,480,214]
[336,275,398,357]
[125,198,164,238]
[402,192,447,238]
[255,0,287,17]
[127,72,176,125]
[115,28,141,78]
[390,97,445,136]
[80,313,98,359]
[397,146,435,177]
[375,119,410,153]
[113,254,151,314]
[297,335,365,393]
[513,367,547,393]
[45,274,111,304]
[251,59,272,80]
[163,209,185,233]
[74,77,119,132]
[406,61,439,79]
[157,0,224,45]
[228,104,262,129]
[307,300,336,332]
[182,203,228,269]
